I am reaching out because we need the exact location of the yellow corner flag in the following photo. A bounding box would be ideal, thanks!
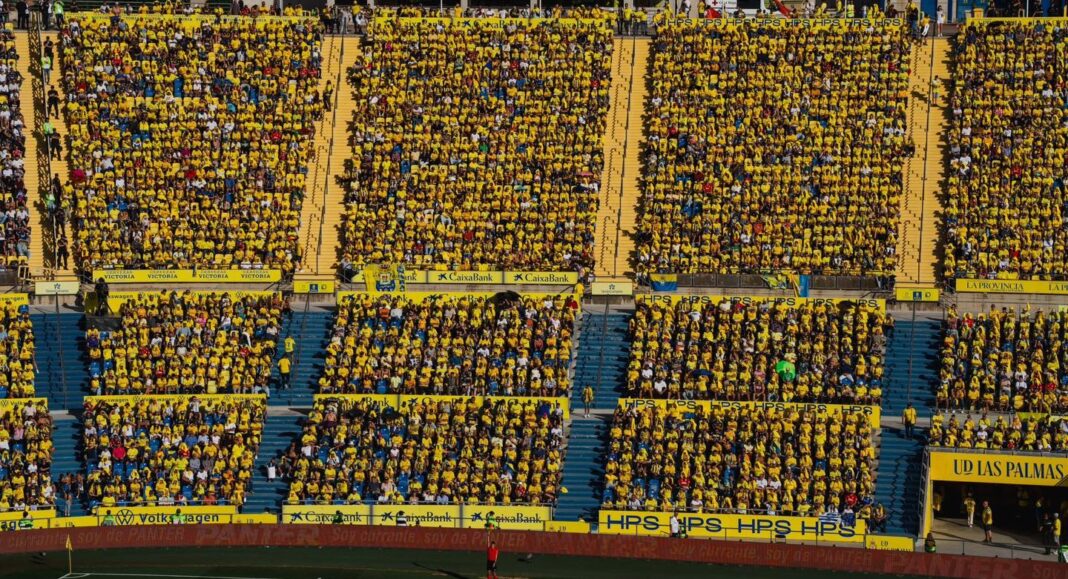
[66,535,72,551]
[66,534,73,575]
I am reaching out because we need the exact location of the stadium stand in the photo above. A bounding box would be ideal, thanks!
[9,4,1068,567]
[80,395,266,509]
[281,395,566,505]
[600,403,877,516]
[0,27,31,273]
[945,20,1068,281]
[939,306,1068,412]
[58,14,325,274]
[634,20,911,278]
[928,412,1068,451]
[319,293,579,397]
[338,15,613,274]
[626,297,890,403]
[0,302,35,399]
[0,398,53,513]
[85,292,285,396]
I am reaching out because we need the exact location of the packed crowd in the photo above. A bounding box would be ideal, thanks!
[59,14,326,274]
[939,306,1068,412]
[319,294,578,396]
[635,20,911,278]
[945,21,1068,280]
[928,412,1068,452]
[627,298,890,403]
[0,28,30,264]
[279,396,565,505]
[0,303,35,399]
[0,400,53,513]
[602,404,876,516]
[340,16,612,274]
[81,395,265,508]
[85,292,286,396]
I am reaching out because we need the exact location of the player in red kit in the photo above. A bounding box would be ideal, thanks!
[486,540,499,579]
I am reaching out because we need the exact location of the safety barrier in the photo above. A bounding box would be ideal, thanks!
[1,525,1064,579]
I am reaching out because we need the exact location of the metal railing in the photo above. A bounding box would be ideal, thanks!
[918,447,931,540]
[925,537,1064,560]
[910,34,939,287]
[287,291,314,406]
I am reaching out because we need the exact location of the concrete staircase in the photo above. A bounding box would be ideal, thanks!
[594,37,647,282]
[570,309,630,412]
[15,30,46,278]
[559,309,630,523]
[557,415,609,522]
[884,317,941,418]
[245,411,303,514]
[51,413,88,516]
[30,312,88,409]
[25,31,74,279]
[269,310,335,407]
[874,427,925,536]
[299,35,360,277]
[875,316,938,536]
[895,38,949,288]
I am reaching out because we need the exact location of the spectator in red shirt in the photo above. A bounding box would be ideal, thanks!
[486,541,499,579]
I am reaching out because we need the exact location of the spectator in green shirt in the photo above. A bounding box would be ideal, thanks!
[40,55,51,86]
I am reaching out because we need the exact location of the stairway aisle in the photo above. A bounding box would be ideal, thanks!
[895,38,949,288]
[270,309,335,408]
[593,37,649,282]
[300,35,361,276]
[556,415,609,522]
[874,427,925,537]
[32,31,74,278]
[51,412,88,516]
[875,314,939,539]
[883,316,941,418]
[560,307,632,523]
[31,312,87,410]
[245,411,304,514]
[570,308,631,412]
[14,31,45,276]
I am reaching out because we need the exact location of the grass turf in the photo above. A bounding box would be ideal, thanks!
[0,546,917,579]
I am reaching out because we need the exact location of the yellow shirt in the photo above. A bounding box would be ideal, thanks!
[903,407,917,425]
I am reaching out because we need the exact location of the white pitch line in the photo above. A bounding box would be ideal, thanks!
[63,573,281,579]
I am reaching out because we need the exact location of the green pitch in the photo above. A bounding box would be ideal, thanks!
[0,546,914,579]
